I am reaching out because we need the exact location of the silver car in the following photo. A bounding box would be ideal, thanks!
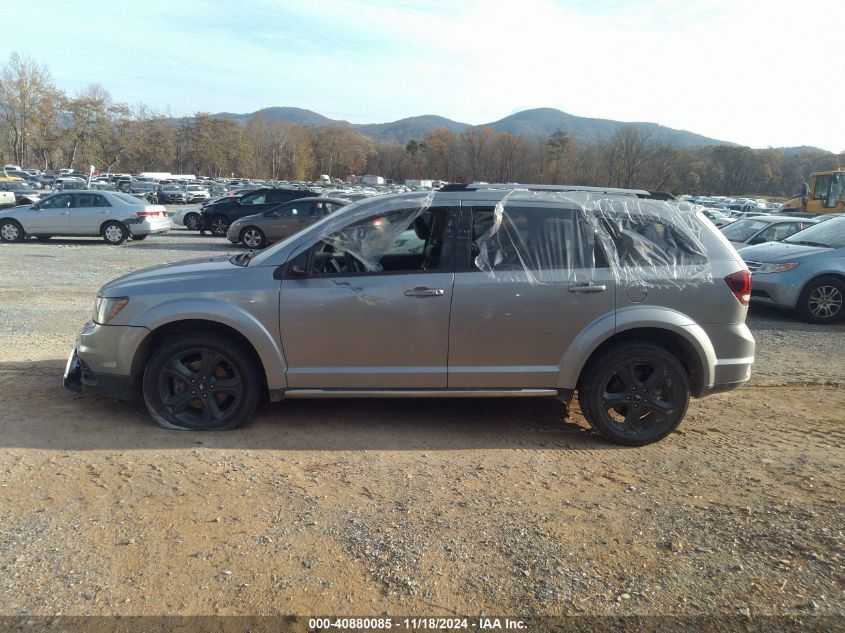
[227,197,350,249]
[738,215,845,324]
[0,190,170,244]
[64,185,755,445]
[719,215,817,249]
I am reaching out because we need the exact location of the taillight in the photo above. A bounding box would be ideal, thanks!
[136,210,164,217]
[724,270,751,306]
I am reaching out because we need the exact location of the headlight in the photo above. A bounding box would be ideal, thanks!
[94,296,129,324]
[755,262,798,274]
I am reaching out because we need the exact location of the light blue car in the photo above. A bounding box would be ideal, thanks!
[738,216,845,323]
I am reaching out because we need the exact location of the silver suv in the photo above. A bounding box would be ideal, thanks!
[64,185,755,445]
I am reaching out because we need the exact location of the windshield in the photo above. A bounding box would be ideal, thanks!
[721,219,768,241]
[783,217,845,249]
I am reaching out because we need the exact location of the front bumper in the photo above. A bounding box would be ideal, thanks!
[63,321,150,400]
[748,270,803,309]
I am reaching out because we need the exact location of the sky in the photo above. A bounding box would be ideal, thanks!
[5,0,845,152]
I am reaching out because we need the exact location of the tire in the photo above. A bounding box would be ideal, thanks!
[0,219,25,242]
[210,215,230,237]
[184,212,201,231]
[577,342,690,446]
[240,226,266,249]
[142,334,261,431]
[131,234,148,241]
[796,276,845,324]
[101,221,129,245]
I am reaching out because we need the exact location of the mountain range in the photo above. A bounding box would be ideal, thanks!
[213,106,736,149]
[210,106,832,154]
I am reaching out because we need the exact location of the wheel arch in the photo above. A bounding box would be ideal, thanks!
[559,308,715,397]
[798,271,845,298]
[129,313,287,400]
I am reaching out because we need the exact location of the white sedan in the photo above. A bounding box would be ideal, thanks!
[0,190,170,245]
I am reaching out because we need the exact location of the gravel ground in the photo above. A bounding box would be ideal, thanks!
[0,226,842,622]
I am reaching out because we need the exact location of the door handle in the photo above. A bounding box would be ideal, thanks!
[568,283,607,293]
[404,287,445,298]
[60,211,70,215]
[97,211,109,214]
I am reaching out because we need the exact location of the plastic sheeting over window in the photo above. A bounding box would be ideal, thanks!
[473,190,712,288]
[317,191,435,272]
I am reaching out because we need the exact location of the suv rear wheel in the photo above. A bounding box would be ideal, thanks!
[578,342,690,446]
[142,334,261,430]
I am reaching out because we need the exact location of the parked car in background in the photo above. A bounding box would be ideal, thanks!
[169,206,203,231]
[739,216,845,323]
[0,190,169,245]
[720,215,818,249]
[226,197,350,248]
[700,208,736,228]
[200,187,318,236]
[157,185,188,204]
[129,182,159,203]
[185,184,210,203]
[0,181,42,205]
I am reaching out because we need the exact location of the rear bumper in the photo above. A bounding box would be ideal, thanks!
[129,217,171,235]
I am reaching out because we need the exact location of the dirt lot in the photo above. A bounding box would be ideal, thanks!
[0,229,842,621]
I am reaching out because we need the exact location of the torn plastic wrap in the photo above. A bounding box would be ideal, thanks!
[318,191,435,272]
[472,190,712,288]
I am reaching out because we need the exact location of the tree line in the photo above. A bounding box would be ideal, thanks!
[2,52,842,198]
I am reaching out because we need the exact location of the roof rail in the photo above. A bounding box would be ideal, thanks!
[439,183,658,198]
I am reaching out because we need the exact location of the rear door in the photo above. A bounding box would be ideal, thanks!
[447,201,616,388]
[69,192,111,235]
[266,199,315,240]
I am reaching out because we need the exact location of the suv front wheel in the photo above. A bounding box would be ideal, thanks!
[142,334,261,430]
[578,342,690,446]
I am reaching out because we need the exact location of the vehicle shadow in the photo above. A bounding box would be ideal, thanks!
[0,360,612,451]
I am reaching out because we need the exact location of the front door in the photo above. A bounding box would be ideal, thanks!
[448,202,616,388]
[265,199,315,241]
[27,193,74,233]
[278,204,456,389]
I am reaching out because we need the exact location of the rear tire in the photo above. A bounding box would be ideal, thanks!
[101,221,128,245]
[184,212,201,231]
[796,276,845,324]
[142,334,261,431]
[240,226,266,249]
[577,342,690,446]
[0,219,25,242]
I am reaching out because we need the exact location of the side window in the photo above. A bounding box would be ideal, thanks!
[598,214,708,267]
[825,175,843,209]
[39,194,73,209]
[72,193,101,208]
[267,190,293,204]
[242,193,266,205]
[813,176,832,201]
[280,201,313,218]
[471,206,596,272]
[308,207,448,275]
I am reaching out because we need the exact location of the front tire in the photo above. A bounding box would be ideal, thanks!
[101,221,129,245]
[0,219,25,242]
[240,226,266,249]
[210,215,230,237]
[797,276,845,324]
[142,334,261,431]
[184,212,201,231]
[578,342,690,446]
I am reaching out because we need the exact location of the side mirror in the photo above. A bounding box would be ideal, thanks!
[290,264,307,276]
